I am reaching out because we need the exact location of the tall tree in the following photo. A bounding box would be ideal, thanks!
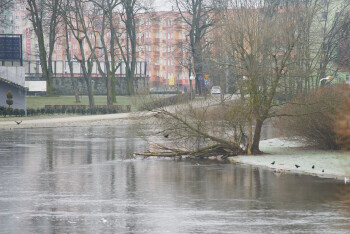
[61,0,95,108]
[222,0,304,154]
[174,0,217,95]
[61,2,80,103]
[89,0,121,104]
[26,0,62,95]
[115,0,140,95]
[0,0,11,11]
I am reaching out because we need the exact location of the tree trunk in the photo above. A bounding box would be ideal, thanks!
[250,118,264,154]
[65,23,80,103]
[107,72,113,106]
[85,78,94,109]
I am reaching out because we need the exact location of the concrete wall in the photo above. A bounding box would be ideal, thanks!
[0,66,25,86]
[26,76,149,95]
[0,81,26,109]
[0,66,26,109]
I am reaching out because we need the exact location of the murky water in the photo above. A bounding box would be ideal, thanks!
[0,123,349,233]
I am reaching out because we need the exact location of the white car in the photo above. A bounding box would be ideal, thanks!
[210,86,221,94]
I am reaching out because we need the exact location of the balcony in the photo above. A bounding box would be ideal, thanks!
[176,65,182,71]
[153,38,160,43]
[153,51,160,56]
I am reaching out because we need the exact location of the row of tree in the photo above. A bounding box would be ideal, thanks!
[24,0,147,108]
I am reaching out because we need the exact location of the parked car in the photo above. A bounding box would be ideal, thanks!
[210,86,221,94]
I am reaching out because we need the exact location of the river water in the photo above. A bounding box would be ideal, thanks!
[0,122,349,233]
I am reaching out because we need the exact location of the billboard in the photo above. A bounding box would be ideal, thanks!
[25,81,47,92]
[0,34,22,62]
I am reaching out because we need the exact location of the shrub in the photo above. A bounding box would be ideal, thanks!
[276,84,350,150]
[6,91,13,108]
[6,108,13,116]
[334,97,350,150]
[0,106,5,116]
[13,109,19,116]
[138,93,190,111]
[19,109,25,116]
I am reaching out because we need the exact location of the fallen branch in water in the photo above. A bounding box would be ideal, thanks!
[133,144,245,159]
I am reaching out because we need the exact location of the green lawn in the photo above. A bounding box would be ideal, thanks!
[26,95,139,111]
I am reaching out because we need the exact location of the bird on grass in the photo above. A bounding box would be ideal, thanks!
[271,161,275,165]
[295,164,300,168]
[163,134,169,138]
[15,121,22,125]
[312,165,315,169]
[322,169,324,173]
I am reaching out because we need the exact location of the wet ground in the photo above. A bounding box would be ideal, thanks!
[0,123,349,233]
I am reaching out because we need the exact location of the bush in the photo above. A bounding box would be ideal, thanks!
[276,85,350,150]
[138,93,190,111]
[334,97,350,150]
[6,108,13,116]
[0,106,5,116]
[19,109,25,116]
[13,109,19,116]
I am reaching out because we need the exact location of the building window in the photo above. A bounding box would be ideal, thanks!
[321,12,327,21]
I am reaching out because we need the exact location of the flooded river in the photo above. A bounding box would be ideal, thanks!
[0,123,349,233]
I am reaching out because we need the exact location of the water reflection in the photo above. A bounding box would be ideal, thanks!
[0,123,349,233]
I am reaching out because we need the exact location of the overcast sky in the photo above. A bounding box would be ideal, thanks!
[153,0,173,11]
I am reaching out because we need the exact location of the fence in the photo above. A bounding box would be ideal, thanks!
[25,60,147,77]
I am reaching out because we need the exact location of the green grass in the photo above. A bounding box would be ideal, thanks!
[26,95,137,110]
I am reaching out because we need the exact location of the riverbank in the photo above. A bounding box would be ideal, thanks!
[1,113,349,181]
[229,138,350,181]
[0,112,152,129]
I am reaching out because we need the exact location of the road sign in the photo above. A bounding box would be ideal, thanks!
[205,80,209,86]
[198,76,202,81]
[204,74,209,79]
[169,76,175,86]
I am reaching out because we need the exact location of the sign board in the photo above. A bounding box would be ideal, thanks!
[204,74,209,79]
[0,34,22,61]
[169,76,175,86]
[25,81,47,92]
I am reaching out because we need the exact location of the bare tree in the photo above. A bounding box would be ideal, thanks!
[115,0,143,95]
[61,2,80,103]
[0,0,11,12]
[220,0,305,154]
[87,0,121,105]
[174,0,218,95]
[26,0,62,95]
[61,0,95,108]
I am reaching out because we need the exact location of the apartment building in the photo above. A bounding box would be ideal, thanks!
[137,11,190,89]
[0,4,191,89]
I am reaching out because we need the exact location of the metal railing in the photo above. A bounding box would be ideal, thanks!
[25,60,147,77]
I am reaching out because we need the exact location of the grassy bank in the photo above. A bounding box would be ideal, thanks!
[26,95,135,109]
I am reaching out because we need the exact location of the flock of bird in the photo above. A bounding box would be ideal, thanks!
[271,161,324,172]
